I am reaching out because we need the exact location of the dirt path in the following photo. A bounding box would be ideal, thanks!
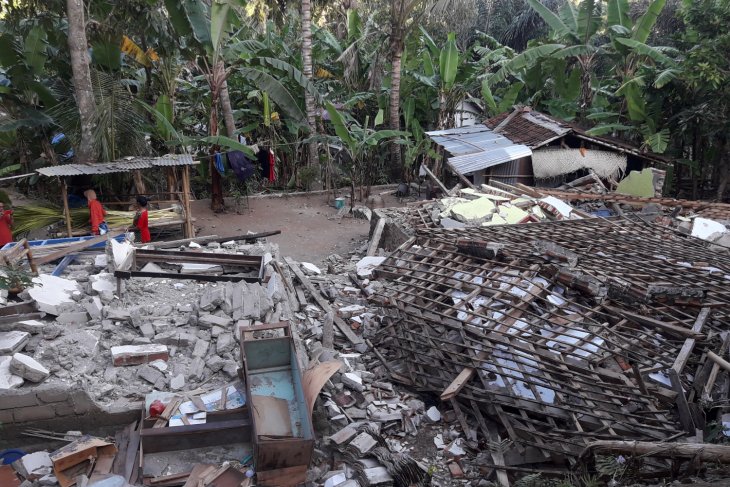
[191,192,403,265]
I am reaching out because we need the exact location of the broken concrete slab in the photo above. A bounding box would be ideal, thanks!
[341,372,364,392]
[111,344,169,366]
[216,333,234,354]
[12,320,46,334]
[301,262,322,276]
[55,311,90,325]
[0,330,30,354]
[28,274,80,315]
[84,296,103,320]
[692,217,728,241]
[356,256,387,279]
[192,339,209,358]
[89,273,115,294]
[137,364,165,386]
[10,353,50,383]
[451,197,496,222]
[111,239,134,271]
[425,406,441,423]
[12,450,52,479]
[0,355,24,389]
[199,287,225,311]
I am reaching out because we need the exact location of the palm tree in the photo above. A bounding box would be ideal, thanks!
[66,0,96,163]
[302,0,319,167]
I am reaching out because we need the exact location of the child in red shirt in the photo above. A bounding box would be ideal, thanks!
[0,202,13,246]
[84,189,107,235]
[134,196,151,243]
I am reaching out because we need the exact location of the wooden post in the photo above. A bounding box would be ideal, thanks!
[60,178,73,238]
[181,165,194,238]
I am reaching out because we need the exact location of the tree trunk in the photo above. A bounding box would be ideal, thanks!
[389,36,403,175]
[219,73,236,138]
[581,440,730,463]
[210,87,225,212]
[132,170,147,195]
[66,0,96,164]
[301,0,318,167]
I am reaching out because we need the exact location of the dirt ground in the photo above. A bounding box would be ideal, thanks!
[190,189,409,265]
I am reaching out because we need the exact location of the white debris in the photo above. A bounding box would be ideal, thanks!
[356,256,386,279]
[691,217,728,241]
[0,355,24,389]
[111,239,135,271]
[425,406,441,423]
[27,274,80,315]
[10,353,50,382]
[301,262,322,275]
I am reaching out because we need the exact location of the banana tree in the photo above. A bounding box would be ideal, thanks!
[164,0,241,211]
[324,102,408,211]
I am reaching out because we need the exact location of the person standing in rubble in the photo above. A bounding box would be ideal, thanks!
[133,195,151,243]
[84,189,107,235]
[0,201,13,246]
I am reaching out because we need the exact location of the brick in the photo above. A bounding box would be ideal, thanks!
[37,387,70,404]
[0,389,37,409]
[13,404,56,422]
[111,344,169,366]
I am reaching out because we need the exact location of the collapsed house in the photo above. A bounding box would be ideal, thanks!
[425,107,670,187]
[368,213,730,476]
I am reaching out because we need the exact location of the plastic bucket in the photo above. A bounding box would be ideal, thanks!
[334,197,345,209]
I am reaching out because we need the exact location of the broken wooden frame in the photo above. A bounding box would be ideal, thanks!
[114,249,265,285]
[370,217,730,463]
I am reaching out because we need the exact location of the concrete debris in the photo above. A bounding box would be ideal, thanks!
[12,450,52,479]
[13,320,46,334]
[10,353,50,383]
[301,262,322,276]
[349,432,378,455]
[355,256,386,279]
[425,406,441,423]
[0,355,24,389]
[111,344,169,366]
[27,274,80,315]
[0,330,30,354]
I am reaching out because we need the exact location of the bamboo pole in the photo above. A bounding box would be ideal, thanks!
[60,178,73,238]
[581,440,730,463]
[181,165,194,238]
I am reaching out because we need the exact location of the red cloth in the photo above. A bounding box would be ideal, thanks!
[0,211,13,246]
[88,199,106,235]
[135,209,151,243]
[268,150,276,182]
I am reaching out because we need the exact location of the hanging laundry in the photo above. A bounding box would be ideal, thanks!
[228,151,255,182]
[268,149,276,182]
[214,152,226,175]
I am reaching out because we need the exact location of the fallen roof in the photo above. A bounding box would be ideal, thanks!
[36,154,197,177]
[485,108,671,165]
[425,126,532,175]
[370,216,729,458]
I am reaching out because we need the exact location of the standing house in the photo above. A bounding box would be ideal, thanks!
[426,107,670,186]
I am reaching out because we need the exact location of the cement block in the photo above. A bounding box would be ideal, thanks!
[137,364,164,385]
[170,374,185,391]
[111,344,169,366]
[84,296,103,320]
[0,330,30,354]
[139,322,155,339]
[216,333,234,354]
[188,357,205,381]
[106,308,132,321]
[198,313,233,328]
[192,339,209,358]
[13,404,56,422]
[10,353,50,383]
[36,386,70,404]
[199,287,225,311]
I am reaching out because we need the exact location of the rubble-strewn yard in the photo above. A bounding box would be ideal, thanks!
[3,183,730,487]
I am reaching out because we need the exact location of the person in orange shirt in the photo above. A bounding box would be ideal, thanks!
[133,196,151,243]
[0,202,13,246]
[84,189,107,235]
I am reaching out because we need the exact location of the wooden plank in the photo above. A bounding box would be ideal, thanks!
[153,397,182,428]
[35,231,124,265]
[614,309,705,340]
[441,366,477,401]
[125,421,141,484]
[52,254,78,277]
[421,164,449,195]
[672,307,711,374]
[181,165,193,239]
[61,178,73,238]
[707,351,730,373]
[667,368,695,434]
[703,334,730,401]
[115,271,260,284]
[366,218,385,257]
[284,257,364,346]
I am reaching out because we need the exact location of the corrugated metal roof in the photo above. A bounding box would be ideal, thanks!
[449,144,532,174]
[426,125,533,175]
[37,154,197,177]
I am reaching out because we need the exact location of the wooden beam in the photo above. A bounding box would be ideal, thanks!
[422,164,449,196]
[581,440,730,463]
[703,334,730,401]
[34,231,124,266]
[181,165,194,238]
[672,307,711,374]
[60,178,73,238]
[284,257,364,346]
[367,218,386,257]
[615,309,705,340]
[667,368,695,434]
[707,351,730,374]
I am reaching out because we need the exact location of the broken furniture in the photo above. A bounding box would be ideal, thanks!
[0,239,37,278]
[115,249,265,284]
[50,436,117,487]
[239,322,314,486]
